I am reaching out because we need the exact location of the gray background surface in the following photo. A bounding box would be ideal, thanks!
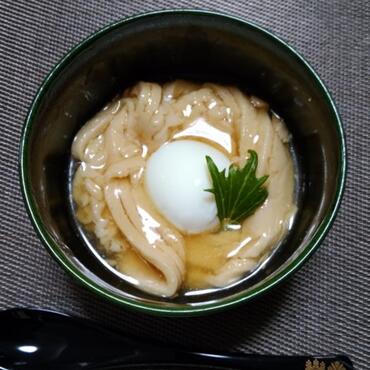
[0,0,369,368]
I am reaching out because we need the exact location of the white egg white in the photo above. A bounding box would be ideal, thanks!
[145,140,230,234]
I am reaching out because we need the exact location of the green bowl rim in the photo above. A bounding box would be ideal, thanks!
[19,9,346,316]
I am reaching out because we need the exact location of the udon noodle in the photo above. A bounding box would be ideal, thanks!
[72,80,296,297]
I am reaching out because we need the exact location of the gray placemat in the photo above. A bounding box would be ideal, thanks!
[1,0,369,368]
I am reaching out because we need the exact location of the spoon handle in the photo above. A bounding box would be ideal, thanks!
[0,309,354,370]
[84,352,353,370]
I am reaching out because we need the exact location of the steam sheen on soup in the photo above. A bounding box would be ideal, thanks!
[71,80,296,297]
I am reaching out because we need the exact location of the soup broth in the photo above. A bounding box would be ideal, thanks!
[69,80,297,297]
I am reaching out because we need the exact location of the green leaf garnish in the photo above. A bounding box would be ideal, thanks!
[205,150,268,230]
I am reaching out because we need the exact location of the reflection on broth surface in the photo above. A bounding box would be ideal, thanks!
[70,80,296,297]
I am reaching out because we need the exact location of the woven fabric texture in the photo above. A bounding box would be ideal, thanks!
[0,0,369,368]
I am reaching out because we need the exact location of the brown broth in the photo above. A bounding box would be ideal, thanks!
[184,229,244,289]
[68,81,297,297]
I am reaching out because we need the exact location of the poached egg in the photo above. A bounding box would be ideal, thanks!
[145,140,230,234]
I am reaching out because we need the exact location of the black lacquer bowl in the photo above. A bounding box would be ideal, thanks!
[20,10,346,316]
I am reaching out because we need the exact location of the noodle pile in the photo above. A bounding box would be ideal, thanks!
[72,80,296,297]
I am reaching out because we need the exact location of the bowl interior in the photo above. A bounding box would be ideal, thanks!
[22,11,344,314]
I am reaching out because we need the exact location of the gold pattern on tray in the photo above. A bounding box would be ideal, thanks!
[305,359,326,370]
[305,360,346,370]
[328,362,346,370]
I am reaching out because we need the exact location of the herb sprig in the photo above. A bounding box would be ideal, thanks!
[205,150,268,230]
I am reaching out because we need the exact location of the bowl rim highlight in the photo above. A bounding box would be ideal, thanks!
[19,9,346,316]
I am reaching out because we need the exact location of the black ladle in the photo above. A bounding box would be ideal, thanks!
[0,308,353,370]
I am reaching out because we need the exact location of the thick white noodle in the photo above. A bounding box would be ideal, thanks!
[72,80,295,295]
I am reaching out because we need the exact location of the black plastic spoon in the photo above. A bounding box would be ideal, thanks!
[0,308,353,370]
